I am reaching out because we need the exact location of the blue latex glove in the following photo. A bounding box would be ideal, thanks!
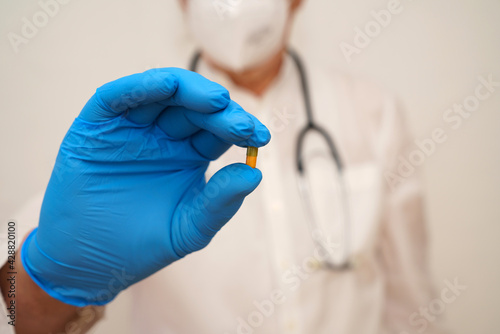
[21,68,271,306]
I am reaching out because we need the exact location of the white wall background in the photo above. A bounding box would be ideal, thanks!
[1,0,499,333]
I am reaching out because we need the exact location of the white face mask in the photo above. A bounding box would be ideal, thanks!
[186,0,290,72]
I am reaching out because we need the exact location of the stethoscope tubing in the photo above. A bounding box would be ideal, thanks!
[189,50,351,270]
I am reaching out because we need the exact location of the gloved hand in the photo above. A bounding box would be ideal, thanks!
[21,68,271,307]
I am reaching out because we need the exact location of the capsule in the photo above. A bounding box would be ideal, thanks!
[246,146,258,168]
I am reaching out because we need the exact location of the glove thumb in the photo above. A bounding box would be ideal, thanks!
[171,163,262,257]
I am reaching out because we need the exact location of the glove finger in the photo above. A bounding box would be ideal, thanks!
[190,130,232,160]
[184,101,271,147]
[126,102,168,125]
[79,68,230,123]
[232,112,272,147]
[171,163,262,256]
[159,68,230,113]
[156,106,200,139]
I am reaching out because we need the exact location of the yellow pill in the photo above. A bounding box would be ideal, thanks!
[246,146,258,168]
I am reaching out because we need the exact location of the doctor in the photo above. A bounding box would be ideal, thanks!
[1,0,446,333]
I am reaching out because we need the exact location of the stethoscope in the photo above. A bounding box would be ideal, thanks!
[190,49,352,270]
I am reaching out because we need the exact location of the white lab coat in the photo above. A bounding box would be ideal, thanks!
[0,55,447,334]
